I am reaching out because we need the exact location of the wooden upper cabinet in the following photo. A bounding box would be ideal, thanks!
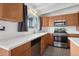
[0,4,3,17]
[53,15,65,20]
[65,13,78,26]
[51,13,78,26]
[0,3,23,22]
[40,16,49,27]
[76,12,79,31]
[41,13,78,27]
[49,17,54,27]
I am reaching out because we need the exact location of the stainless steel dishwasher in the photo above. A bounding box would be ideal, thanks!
[31,37,41,56]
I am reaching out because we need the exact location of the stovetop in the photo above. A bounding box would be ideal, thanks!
[54,30,67,33]
[54,28,67,33]
[54,28,67,36]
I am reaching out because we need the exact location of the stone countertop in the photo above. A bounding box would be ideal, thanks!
[69,37,79,47]
[1,26,79,51]
[0,32,48,50]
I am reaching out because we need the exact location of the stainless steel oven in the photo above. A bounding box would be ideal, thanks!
[53,31,68,48]
[53,20,68,48]
[54,36,68,43]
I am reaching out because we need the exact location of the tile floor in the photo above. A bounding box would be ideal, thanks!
[43,46,70,56]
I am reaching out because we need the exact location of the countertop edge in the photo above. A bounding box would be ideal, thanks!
[69,37,79,47]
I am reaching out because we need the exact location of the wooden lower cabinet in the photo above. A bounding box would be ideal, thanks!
[40,34,53,55]
[40,34,48,55]
[47,33,53,45]
[40,35,47,55]
[0,42,32,56]
[70,41,79,56]
[19,47,31,56]
[11,42,32,56]
[11,48,31,56]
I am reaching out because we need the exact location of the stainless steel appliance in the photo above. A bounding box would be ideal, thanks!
[54,20,66,27]
[53,20,68,48]
[53,29,68,48]
[31,37,41,56]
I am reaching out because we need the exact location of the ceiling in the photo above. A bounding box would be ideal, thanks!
[25,3,79,16]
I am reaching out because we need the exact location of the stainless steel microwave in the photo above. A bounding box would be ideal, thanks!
[54,20,66,27]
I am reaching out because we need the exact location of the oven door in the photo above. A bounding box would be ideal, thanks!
[54,36,62,42]
[54,36,68,43]
[61,36,68,43]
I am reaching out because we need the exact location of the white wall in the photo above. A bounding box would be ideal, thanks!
[0,20,18,33]
[0,20,37,39]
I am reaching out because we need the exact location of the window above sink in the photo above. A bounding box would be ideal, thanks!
[27,7,40,33]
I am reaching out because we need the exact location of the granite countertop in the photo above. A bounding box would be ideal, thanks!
[0,32,48,50]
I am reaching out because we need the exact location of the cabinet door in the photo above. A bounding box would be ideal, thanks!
[2,3,23,22]
[76,13,79,31]
[53,15,65,20]
[11,42,31,56]
[40,35,48,55]
[21,48,32,56]
[47,34,53,45]
[41,16,49,27]
[40,37,46,55]
[0,4,3,18]
[49,17,53,26]
[65,13,78,26]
